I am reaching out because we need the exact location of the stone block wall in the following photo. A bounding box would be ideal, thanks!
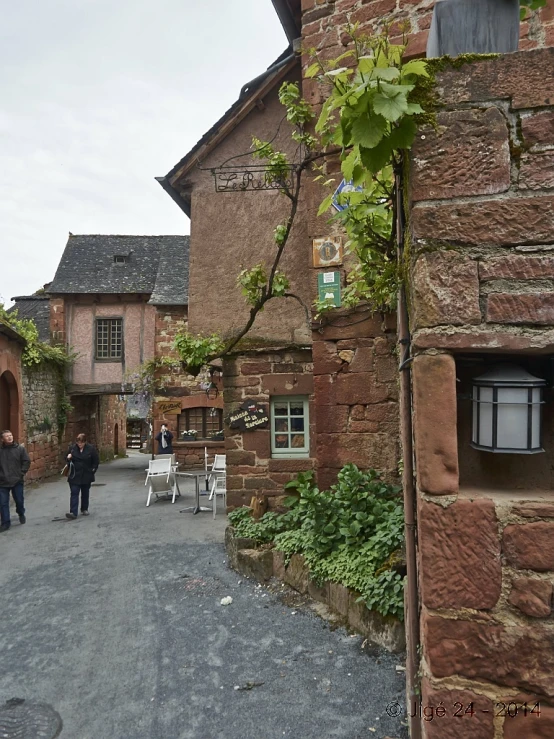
[300,0,554,76]
[312,310,400,490]
[22,364,62,483]
[409,49,554,738]
[64,393,126,461]
[222,348,315,509]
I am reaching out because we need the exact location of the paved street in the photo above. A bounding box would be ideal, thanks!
[0,453,407,739]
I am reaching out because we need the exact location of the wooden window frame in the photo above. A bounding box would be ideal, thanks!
[271,396,310,459]
[177,408,223,440]
[95,317,124,362]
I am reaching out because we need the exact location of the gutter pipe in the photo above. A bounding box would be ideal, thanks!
[240,51,296,99]
[396,168,422,739]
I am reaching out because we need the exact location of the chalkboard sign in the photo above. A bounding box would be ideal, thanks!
[228,399,269,431]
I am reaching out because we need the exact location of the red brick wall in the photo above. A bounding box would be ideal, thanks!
[409,49,554,737]
[64,394,126,461]
[223,348,315,509]
[312,311,400,490]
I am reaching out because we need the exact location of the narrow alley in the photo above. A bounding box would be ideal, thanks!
[0,454,407,739]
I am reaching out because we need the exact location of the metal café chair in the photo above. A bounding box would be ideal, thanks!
[145,457,179,506]
[210,472,227,519]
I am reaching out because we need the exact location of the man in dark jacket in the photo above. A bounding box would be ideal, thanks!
[65,433,99,520]
[0,429,31,532]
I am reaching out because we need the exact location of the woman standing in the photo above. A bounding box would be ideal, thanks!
[65,433,99,520]
[155,424,174,455]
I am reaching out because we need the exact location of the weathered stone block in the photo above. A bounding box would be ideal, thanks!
[411,108,510,201]
[236,549,274,582]
[419,498,501,610]
[487,293,554,325]
[308,577,329,604]
[349,346,375,373]
[520,152,554,190]
[317,432,399,471]
[502,696,554,738]
[480,255,554,281]
[412,196,554,246]
[242,430,271,458]
[412,251,481,328]
[503,523,554,571]
[335,372,391,405]
[224,526,258,570]
[312,340,343,375]
[241,362,271,375]
[421,680,495,739]
[522,110,554,148]
[512,502,554,518]
[424,612,554,698]
[412,354,459,495]
[284,553,310,594]
[315,404,349,434]
[348,591,406,653]
[328,581,350,617]
[509,577,553,618]
[273,549,286,580]
[227,450,256,467]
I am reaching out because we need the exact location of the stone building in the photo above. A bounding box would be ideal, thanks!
[47,233,210,461]
[268,0,554,737]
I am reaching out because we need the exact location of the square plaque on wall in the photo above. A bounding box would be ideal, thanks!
[313,236,343,267]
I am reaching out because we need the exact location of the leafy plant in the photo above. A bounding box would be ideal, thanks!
[229,464,405,619]
[0,304,74,369]
[520,0,546,20]
[173,331,225,377]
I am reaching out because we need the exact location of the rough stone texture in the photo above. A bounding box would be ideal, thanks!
[522,110,554,148]
[419,498,501,610]
[328,581,350,617]
[411,251,481,328]
[412,196,554,247]
[236,549,274,582]
[224,526,258,571]
[509,577,553,618]
[480,256,554,281]
[284,554,310,594]
[487,293,554,325]
[317,432,399,472]
[502,698,554,738]
[22,364,62,483]
[347,591,406,653]
[413,328,554,353]
[411,108,510,201]
[520,151,554,190]
[421,680,495,739]
[513,502,554,518]
[503,523,554,571]
[412,354,458,495]
[436,48,554,110]
[424,613,554,699]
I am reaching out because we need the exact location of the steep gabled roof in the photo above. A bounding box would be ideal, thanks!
[157,51,299,217]
[8,295,50,343]
[49,234,189,304]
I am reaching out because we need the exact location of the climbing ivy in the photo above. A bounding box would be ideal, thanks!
[520,0,546,20]
[229,464,405,619]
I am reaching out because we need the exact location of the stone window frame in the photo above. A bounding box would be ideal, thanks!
[95,317,124,361]
[270,395,310,459]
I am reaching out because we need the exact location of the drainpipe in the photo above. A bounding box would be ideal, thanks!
[396,169,422,739]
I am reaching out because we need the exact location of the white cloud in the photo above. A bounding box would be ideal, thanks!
[0,0,287,302]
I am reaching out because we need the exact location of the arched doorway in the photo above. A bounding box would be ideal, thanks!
[114,423,119,456]
[0,371,20,439]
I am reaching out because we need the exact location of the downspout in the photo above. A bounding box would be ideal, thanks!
[396,165,421,739]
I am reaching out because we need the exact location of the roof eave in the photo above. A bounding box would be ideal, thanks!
[271,0,301,44]
[0,322,26,345]
[155,176,191,219]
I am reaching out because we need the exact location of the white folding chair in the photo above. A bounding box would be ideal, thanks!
[210,472,226,519]
[145,457,176,506]
[208,454,226,501]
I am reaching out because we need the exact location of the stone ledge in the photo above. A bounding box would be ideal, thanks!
[225,526,405,653]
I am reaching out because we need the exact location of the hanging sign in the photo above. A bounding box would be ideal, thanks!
[317,271,342,307]
[156,400,182,415]
[332,179,364,212]
[228,399,269,431]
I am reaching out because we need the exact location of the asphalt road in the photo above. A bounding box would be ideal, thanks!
[0,453,408,739]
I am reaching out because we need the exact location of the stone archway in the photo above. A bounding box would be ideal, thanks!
[0,371,20,439]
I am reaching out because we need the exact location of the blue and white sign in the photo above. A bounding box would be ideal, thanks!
[332,179,364,212]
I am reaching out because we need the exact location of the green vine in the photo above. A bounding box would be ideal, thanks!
[229,464,405,620]
[520,0,546,20]
[173,332,225,377]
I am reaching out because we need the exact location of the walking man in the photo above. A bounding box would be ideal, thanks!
[0,429,31,532]
[65,433,99,520]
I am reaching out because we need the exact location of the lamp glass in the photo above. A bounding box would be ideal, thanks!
[496,387,528,450]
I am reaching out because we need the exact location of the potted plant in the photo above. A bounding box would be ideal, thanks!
[181,429,198,441]
[210,430,224,441]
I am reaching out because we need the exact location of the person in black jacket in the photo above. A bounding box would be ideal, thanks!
[155,424,174,455]
[65,433,99,520]
[0,429,31,532]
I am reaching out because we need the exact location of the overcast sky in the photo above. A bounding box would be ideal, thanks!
[0,0,287,304]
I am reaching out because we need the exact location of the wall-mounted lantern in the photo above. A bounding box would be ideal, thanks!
[471,364,546,454]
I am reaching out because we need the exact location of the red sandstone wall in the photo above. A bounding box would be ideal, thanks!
[64,393,126,460]
[223,348,315,509]
[408,49,554,738]
[312,311,399,489]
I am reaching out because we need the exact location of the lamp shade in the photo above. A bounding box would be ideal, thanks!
[471,364,546,454]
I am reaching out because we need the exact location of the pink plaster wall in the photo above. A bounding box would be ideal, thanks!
[68,299,156,385]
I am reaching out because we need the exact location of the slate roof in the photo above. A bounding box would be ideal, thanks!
[8,295,50,343]
[49,234,189,305]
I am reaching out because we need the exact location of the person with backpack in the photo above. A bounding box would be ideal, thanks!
[65,433,99,520]
[0,429,31,532]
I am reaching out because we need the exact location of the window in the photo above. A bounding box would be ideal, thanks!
[113,254,128,265]
[271,396,310,458]
[95,318,123,360]
[178,408,223,439]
